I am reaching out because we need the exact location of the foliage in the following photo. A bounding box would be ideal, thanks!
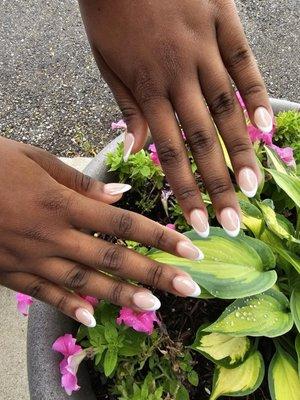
[274,110,300,163]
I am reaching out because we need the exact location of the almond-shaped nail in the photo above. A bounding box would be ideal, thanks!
[190,209,210,238]
[132,292,161,311]
[123,133,135,162]
[254,107,273,133]
[220,207,240,237]
[75,308,96,328]
[173,276,201,298]
[238,168,258,198]
[177,240,204,261]
[104,183,131,196]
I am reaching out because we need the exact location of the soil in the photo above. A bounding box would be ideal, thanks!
[88,189,273,400]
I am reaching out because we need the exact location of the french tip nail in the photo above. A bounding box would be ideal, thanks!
[224,227,240,238]
[75,308,96,328]
[123,133,135,162]
[238,168,258,198]
[220,207,241,238]
[132,292,161,311]
[191,285,201,298]
[190,209,210,239]
[254,106,273,133]
[177,240,204,261]
[172,276,201,298]
[194,225,210,239]
[104,183,132,195]
[241,188,257,198]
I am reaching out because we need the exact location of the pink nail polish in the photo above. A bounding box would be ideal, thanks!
[173,276,201,297]
[123,133,135,162]
[254,107,273,133]
[104,183,131,195]
[177,240,204,261]
[75,308,96,328]
[220,207,240,237]
[238,168,258,198]
[132,292,161,311]
[190,209,210,238]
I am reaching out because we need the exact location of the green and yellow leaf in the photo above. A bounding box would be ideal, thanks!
[291,285,300,333]
[240,200,264,237]
[149,228,277,299]
[192,329,251,368]
[295,335,300,376]
[268,346,300,400]
[204,289,293,338]
[266,169,300,208]
[264,146,290,175]
[209,351,264,400]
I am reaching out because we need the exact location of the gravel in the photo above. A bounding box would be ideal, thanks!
[0,0,299,156]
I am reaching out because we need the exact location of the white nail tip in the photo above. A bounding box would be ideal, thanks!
[143,297,161,311]
[123,133,135,162]
[195,248,205,261]
[223,226,240,238]
[104,184,132,195]
[241,188,257,198]
[193,225,210,239]
[87,316,97,328]
[190,285,201,298]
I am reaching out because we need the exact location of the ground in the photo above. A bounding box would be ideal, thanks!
[0,1,299,399]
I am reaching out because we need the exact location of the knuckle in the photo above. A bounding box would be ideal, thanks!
[55,294,70,313]
[25,278,48,299]
[229,137,252,157]
[37,188,71,216]
[108,281,123,305]
[206,177,232,197]
[152,226,167,249]
[188,128,216,155]
[147,263,164,288]
[101,246,124,273]
[74,171,93,193]
[209,91,236,117]
[21,225,49,243]
[176,186,199,202]
[132,65,164,108]
[228,46,252,70]
[242,82,266,98]
[112,211,134,237]
[120,103,139,121]
[63,265,91,290]
[158,141,184,165]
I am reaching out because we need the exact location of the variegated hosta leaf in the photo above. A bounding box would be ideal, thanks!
[295,335,300,376]
[149,228,277,299]
[266,168,300,208]
[264,146,291,175]
[268,346,300,400]
[209,351,264,400]
[291,285,300,333]
[240,200,264,237]
[192,329,251,368]
[204,289,293,338]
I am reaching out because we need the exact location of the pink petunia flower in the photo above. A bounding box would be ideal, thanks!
[53,334,85,396]
[116,307,160,335]
[247,124,274,145]
[270,144,295,167]
[166,223,176,230]
[16,292,33,316]
[148,143,160,165]
[111,119,127,130]
[79,295,99,307]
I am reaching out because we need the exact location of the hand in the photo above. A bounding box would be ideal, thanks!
[0,138,202,326]
[79,0,272,237]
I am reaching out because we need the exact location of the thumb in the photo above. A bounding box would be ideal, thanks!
[24,145,130,204]
[92,49,149,159]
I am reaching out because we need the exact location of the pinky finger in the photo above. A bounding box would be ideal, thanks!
[0,271,97,327]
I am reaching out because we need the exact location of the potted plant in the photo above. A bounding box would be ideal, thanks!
[27,97,300,400]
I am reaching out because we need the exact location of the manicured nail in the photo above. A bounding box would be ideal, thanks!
[190,209,210,238]
[75,308,96,328]
[123,133,135,162]
[177,240,204,261]
[238,168,258,198]
[254,107,273,133]
[173,276,201,298]
[220,207,240,237]
[133,292,161,311]
[104,183,131,196]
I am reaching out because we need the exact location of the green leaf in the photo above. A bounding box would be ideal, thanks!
[188,370,199,387]
[76,325,88,342]
[149,228,277,299]
[204,289,293,338]
[176,386,189,400]
[240,200,264,237]
[104,322,118,343]
[258,202,291,240]
[265,146,290,175]
[88,325,107,348]
[104,347,118,377]
[192,329,251,368]
[94,302,119,325]
[268,346,300,400]
[291,285,300,333]
[209,351,264,400]
[295,335,300,376]
[266,169,300,208]
[119,329,146,356]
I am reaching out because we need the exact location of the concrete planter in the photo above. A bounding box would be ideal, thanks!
[27,98,300,400]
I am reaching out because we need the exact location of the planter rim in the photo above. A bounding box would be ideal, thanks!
[27,97,300,400]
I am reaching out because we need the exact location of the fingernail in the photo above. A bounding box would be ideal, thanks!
[220,207,240,237]
[75,308,96,328]
[238,168,258,198]
[190,209,210,238]
[123,133,135,162]
[254,107,273,133]
[104,183,132,196]
[177,240,204,261]
[173,276,201,298]
[132,292,161,311]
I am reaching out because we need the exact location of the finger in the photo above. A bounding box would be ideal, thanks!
[24,146,130,203]
[0,271,97,327]
[92,48,149,156]
[136,97,206,226]
[172,80,237,237]
[54,233,201,299]
[66,192,203,261]
[216,3,273,132]
[198,52,260,235]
